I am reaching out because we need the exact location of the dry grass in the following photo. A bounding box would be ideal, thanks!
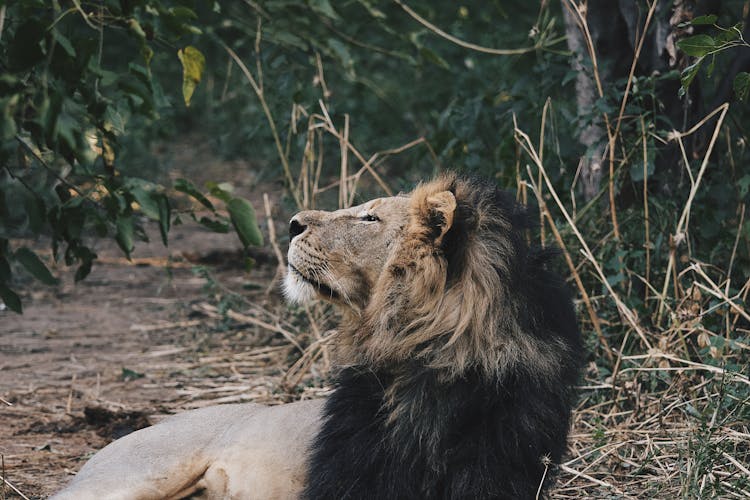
[235,83,749,497]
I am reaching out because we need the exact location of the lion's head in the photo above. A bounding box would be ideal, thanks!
[285,173,577,381]
[284,194,412,309]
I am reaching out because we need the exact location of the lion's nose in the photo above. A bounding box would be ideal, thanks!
[289,218,307,240]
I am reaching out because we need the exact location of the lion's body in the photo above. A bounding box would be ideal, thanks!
[52,400,322,499]
[54,174,581,500]
[296,175,582,499]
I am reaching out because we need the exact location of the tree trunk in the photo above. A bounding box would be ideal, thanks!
[563,0,713,200]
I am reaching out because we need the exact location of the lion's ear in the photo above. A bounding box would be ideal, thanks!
[424,190,456,245]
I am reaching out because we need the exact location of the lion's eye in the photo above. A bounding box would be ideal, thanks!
[360,214,380,222]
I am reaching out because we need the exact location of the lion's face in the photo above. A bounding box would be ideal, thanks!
[284,196,411,310]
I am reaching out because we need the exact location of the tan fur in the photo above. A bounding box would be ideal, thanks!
[52,400,323,500]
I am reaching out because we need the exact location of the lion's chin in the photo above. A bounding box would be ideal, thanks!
[283,269,318,304]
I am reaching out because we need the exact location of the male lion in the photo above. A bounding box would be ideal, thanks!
[53,173,581,499]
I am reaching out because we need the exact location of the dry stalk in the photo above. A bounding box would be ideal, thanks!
[514,116,653,350]
[689,262,750,324]
[0,474,30,500]
[621,352,750,386]
[339,114,350,209]
[563,0,658,244]
[263,192,287,295]
[226,309,303,353]
[524,177,613,362]
[538,98,550,245]
[726,203,745,337]
[223,41,301,208]
[312,101,393,196]
[559,464,620,493]
[394,0,555,55]
[640,116,651,303]
[656,103,730,324]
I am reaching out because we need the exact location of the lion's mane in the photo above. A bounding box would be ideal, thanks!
[304,174,582,499]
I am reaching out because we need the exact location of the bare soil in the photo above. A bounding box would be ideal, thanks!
[0,147,324,498]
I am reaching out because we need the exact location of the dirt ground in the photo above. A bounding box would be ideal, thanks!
[0,145,335,499]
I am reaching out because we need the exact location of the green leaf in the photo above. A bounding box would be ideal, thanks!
[715,23,742,44]
[199,216,230,233]
[74,260,91,282]
[157,194,171,246]
[733,72,750,102]
[679,58,703,96]
[356,0,386,18]
[116,215,135,258]
[690,14,717,25]
[121,367,145,381]
[174,178,215,210]
[128,18,147,40]
[206,181,233,203]
[177,46,206,107]
[310,0,340,20]
[419,47,450,69]
[227,198,263,247]
[51,30,76,57]
[677,35,717,57]
[0,283,22,314]
[128,185,160,219]
[15,247,59,285]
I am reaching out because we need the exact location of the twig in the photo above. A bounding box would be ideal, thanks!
[394,0,553,55]
[223,42,301,208]
[514,116,652,350]
[559,464,619,492]
[606,0,659,240]
[722,451,750,479]
[225,309,303,353]
[0,474,30,500]
[656,104,730,323]
[311,103,393,196]
[0,6,6,39]
[524,177,612,362]
[726,204,745,337]
[640,116,651,303]
[130,320,202,332]
[621,352,750,386]
[339,114,350,209]
[263,192,287,295]
[689,263,750,324]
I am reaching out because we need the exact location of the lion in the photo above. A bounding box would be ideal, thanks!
[53,173,581,499]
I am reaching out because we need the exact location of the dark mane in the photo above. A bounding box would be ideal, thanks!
[303,175,582,499]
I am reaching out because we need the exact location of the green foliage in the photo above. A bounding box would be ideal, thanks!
[227,198,263,248]
[678,16,749,96]
[0,0,261,312]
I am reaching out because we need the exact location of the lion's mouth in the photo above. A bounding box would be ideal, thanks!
[289,265,341,301]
